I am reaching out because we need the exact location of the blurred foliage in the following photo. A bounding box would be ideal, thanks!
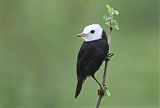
[103,4,119,30]
[0,0,159,108]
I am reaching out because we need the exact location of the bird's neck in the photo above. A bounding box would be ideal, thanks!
[84,38,104,43]
[82,36,102,42]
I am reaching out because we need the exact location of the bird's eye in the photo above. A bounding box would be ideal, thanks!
[90,30,95,34]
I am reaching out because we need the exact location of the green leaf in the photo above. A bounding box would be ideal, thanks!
[104,89,111,96]
[103,15,110,21]
[112,20,119,30]
[106,5,113,14]
[112,20,118,25]
[105,21,110,26]
[112,24,119,30]
[105,5,112,11]
[106,89,111,96]
[114,10,119,15]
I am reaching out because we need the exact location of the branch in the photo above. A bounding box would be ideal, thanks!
[96,4,119,108]
[96,53,114,108]
[107,14,113,45]
[96,58,109,108]
[96,13,113,108]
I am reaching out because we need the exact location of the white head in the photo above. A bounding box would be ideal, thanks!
[77,24,103,42]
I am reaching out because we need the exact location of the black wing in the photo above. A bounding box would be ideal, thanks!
[83,51,105,76]
[75,44,92,98]
[77,44,92,81]
[77,44,106,81]
[77,42,87,60]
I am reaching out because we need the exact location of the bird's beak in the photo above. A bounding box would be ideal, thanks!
[77,33,88,37]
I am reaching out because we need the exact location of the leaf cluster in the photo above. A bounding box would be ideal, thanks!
[103,5,119,30]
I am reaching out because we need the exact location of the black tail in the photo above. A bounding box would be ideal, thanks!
[75,80,83,98]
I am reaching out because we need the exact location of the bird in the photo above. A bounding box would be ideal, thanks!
[75,24,109,98]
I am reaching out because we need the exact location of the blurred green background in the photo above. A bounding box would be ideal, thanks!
[0,0,159,108]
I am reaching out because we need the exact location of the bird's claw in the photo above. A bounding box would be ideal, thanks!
[98,89,104,96]
[98,85,108,96]
[103,84,107,90]
[105,53,114,61]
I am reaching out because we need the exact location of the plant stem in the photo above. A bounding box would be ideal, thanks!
[108,15,113,45]
[96,58,109,108]
[96,13,113,108]
[102,59,109,86]
[96,95,103,108]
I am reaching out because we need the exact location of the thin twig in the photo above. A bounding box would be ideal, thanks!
[96,94,103,108]
[96,58,109,108]
[96,15,113,108]
[102,59,109,87]
[107,14,113,45]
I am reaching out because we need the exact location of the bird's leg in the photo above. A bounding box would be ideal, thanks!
[91,75,102,89]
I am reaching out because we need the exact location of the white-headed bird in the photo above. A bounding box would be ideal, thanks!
[75,24,109,98]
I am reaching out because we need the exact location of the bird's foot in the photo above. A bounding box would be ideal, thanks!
[98,85,107,97]
[98,85,111,97]
[98,88,104,97]
[105,53,114,61]
[102,84,107,90]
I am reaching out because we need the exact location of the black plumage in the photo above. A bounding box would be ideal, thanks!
[75,30,109,98]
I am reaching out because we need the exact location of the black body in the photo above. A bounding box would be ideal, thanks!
[75,30,109,98]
